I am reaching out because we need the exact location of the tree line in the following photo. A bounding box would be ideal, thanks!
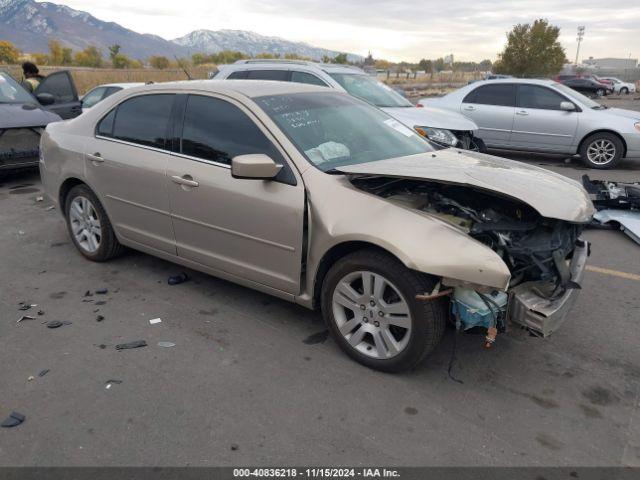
[0,18,567,76]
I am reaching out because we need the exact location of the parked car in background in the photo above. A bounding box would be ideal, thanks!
[40,80,593,371]
[599,77,636,95]
[419,78,640,169]
[28,69,82,119]
[214,60,485,151]
[81,83,143,113]
[555,74,613,95]
[562,77,612,97]
[0,71,62,173]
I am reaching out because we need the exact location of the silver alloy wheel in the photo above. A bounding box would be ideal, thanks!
[332,270,412,359]
[69,196,102,253]
[586,139,616,165]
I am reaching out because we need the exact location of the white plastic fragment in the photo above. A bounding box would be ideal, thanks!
[149,318,162,325]
[158,341,175,348]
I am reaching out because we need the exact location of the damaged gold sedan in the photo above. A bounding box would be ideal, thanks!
[40,81,594,371]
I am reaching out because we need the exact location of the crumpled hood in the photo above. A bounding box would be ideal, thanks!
[337,149,595,223]
[0,103,61,128]
[603,108,640,121]
[381,106,478,132]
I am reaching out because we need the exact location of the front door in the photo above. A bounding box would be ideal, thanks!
[510,84,579,151]
[35,71,81,119]
[86,93,177,254]
[167,94,305,294]
[460,83,516,147]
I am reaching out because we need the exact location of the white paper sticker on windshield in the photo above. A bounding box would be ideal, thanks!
[383,119,414,137]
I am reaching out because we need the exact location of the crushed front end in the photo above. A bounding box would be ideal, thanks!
[0,127,43,171]
[350,176,591,338]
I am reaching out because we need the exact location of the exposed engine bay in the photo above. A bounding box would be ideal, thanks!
[350,176,584,299]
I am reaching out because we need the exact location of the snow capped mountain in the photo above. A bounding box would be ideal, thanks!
[173,29,362,62]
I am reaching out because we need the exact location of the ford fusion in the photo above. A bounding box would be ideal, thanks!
[40,81,594,372]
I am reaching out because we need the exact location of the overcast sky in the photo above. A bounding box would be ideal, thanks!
[55,0,640,62]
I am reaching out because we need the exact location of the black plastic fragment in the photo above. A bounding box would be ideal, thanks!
[168,273,189,285]
[38,369,50,377]
[46,321,63,329]
[115,340,147,350]
[95,288,108,295]
[96,315,105,322]
[1,411,25,428]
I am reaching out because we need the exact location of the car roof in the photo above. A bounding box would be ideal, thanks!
[224,59,366,75]
[93,82,145,89]
[472,78,559,86]
[121,79,333,98]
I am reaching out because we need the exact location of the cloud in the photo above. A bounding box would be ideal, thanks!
[52,0,640,61]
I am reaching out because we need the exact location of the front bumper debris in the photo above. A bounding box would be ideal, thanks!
[0,128,42,170]
[508,240,589,337]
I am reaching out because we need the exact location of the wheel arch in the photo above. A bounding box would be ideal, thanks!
[58,177,87,215]
[578,129,627,157]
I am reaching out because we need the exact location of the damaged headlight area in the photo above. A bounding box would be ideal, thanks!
[0,127,42,169]
[352,176,588,339]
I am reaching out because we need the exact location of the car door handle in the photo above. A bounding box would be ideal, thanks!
[171,175,199,188]
[87,152,104,162]
[516,110,529,116]
[463,106,476,111]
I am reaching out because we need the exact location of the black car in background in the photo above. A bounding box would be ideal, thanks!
[561,77,612,97]
[0,70,81,173]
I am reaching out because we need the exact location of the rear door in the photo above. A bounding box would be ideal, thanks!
[85,93,177,254]
[510,84,578,152]
[460,83,516,147]
[34,71,81,119]
[167,93,305,294]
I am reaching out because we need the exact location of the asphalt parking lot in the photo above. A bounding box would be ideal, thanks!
[1,97,639,467]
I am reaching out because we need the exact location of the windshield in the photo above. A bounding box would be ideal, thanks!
[328,73,412,108]
[554,83,604,109]
[0,72,35,104]
[256,92,433,172]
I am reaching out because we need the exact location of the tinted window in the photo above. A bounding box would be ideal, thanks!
[464,84,516,107]
[96,109,116,136]
[227,71,248,79]
[82,87,106,108]
[517,85,567,110]
[291,71,328,87]
[246,70,289,81]
[36,72,75,103]
[180,95,284,166]
[111,94,174,149]
[103,86,122,98]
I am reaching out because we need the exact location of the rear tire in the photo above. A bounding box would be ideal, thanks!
[579,132,624,169]
[596,88,605,97]
[321,249,446,372]
[64,184,124,261]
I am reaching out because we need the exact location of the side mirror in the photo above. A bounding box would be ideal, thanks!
[36,93,55,106]
[560,101,576,112]
[231,154,282,180]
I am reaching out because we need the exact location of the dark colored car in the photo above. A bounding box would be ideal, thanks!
[0,70,80,173]
[561,77,611,97]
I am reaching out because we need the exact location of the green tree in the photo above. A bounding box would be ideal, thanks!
[191,53,206,65]
[149,55,170,69]
[433,57,445,72]
[493,19,566,77]
[73,46,103,67]
[418,58,432,73]
[333,53,348,64]
[0,40,20,63]
[255,52,280,59]
[108,44,121,65]
[48,39,65,65]
[111,52,131,69]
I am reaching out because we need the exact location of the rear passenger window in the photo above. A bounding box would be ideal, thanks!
[96,109,116,136]
[464,84,516,107]
[290,71,328,86]
[180,95,284,166]
[246,70,289,81]
[110,94,174,149]
[227,71,248,79]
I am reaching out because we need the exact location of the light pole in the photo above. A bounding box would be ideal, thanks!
[575,26,585,67]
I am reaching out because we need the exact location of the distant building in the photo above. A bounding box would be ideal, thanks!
[584,57,638,69]
[364,51,374,67]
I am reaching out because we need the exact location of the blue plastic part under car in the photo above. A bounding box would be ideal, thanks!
[451,288,508,330]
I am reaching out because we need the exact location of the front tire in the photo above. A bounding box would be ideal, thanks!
[579,133,624,169]
[65,184,124,261]
[620,87,629,95]
[321,249,446,372]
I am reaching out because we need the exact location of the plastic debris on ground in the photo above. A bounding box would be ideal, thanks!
[167,272,189,285]
[115,340,147,350]
[45,320,72,329]
[45,205,55,211]
[149,318,162,325]
[17,315,35,323]
[158,341,175,348]
[38,369,50,377]
[104,379,123,389]
[35,196,43,202]
[1,411,25,428]
[96,315,105,322]
[95,288,108,295]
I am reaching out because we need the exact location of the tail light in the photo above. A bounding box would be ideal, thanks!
[416,103,423,108]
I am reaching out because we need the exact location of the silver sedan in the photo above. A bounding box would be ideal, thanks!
[419,78,640,169]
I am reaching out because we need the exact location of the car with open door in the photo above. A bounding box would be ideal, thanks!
[32,70,82,119]
[0,71,62,174]
[40,80,593,372]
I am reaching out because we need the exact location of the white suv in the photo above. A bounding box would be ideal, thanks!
[213,60,484,151]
